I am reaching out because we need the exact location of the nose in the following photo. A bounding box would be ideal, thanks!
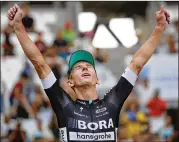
[82,66,88,71]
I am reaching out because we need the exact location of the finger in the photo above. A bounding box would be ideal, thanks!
[13,5,18,13]
[15,4,20,10]
[168,16,171,22]
[164,10,170,18]
[156,13,163,20]
[163,10,170,24]
[160,6,165,14]
[166,15,171,24]
[14,5,18,12]
[12,6,16,12]
[160,5,164,10]
[8,10,13,18]
[8,14,13,20]
[8,14,12,20]
[10,8,15,15]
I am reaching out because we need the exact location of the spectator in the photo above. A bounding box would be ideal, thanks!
[122,90,138,113]
[2,32,14,56]
[53,29,70,60]
[22,4,35,32]
[62,21,75,46]
[43,47,62,82]
[159,115,174,141]
[0,115,12,141]
[23,62,32,77]
[53,29,68,49]
[147,89,167,117]
[8,121,26,142]
[174,20,179,32]
[33,118,44,141]
[172,20,178,52]
[48,113,60,142]
[33,118,54,142]
[31,85,49,116]
[94,48,109,63]
[9,72,34,119]
[117,126,132,141]
[35,32,47,54]
[172,131,179,142]
[79,30,95,40]
[141,122,158,142]
[135,78,154,113]
[22,62,36,105]
[121,102,147,139]
[167,34,177,53]
[1,80,6,113]
[10,72,29,106]
[147,89,167,134]
[156,36,169,54]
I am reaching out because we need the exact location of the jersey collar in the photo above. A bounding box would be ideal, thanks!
[76,98,100,106]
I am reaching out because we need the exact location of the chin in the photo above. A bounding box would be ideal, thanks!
[81,79,93,85]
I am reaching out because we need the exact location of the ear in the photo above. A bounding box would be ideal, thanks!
[96,78,100,85]
[67,79,74,87]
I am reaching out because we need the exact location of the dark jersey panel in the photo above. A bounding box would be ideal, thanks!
[44,80,73,117]
[104,76,133,109]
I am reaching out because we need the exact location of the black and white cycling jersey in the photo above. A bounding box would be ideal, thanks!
[41,67,137,142]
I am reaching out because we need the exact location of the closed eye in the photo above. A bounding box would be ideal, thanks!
[75,65,82,70]
[86,64,92,68]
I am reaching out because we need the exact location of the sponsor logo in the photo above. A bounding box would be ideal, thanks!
[74,111,87,117]
[77,100,86,105]
[78,118,114,130]
[96,112,109,118]
[80,107,83,112]
[96,107,107,114]
[59,127,67,142]
[69,131,115,141]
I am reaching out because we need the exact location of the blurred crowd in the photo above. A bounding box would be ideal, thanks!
[1,3,178,142]
[118,18,178,141]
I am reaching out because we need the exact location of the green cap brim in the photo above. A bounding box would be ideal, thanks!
[68,50,95,76]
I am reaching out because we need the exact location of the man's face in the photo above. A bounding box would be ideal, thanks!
[69,62,98,87]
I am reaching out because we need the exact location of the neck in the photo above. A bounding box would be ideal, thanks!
[74,85,98,100]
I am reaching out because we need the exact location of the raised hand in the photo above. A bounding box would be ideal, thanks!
[155,6,170,31]
[7,4,23,27]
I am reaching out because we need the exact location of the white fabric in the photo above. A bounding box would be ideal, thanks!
[135,85,154,108]
[122,67,138,86]
[41,71,56,89]
[149,115,165,134]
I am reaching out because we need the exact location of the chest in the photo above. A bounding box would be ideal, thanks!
[64,103,116,131]
[59,102,118,141]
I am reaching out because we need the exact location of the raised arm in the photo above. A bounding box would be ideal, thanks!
[129,6,170,75]
[8,4,51,79]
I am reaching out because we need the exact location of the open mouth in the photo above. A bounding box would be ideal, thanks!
[82,73,91,77]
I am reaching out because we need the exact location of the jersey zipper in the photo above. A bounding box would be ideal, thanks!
[90,103,95,142]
